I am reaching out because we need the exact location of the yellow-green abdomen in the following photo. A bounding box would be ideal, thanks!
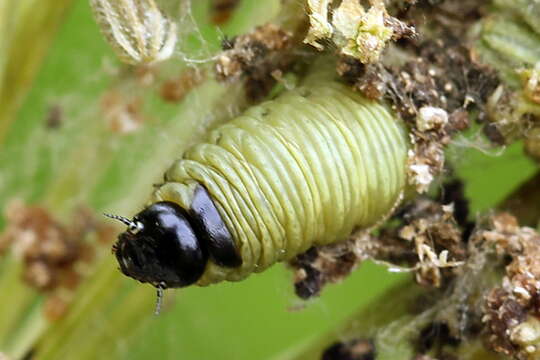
[153,81,409,286]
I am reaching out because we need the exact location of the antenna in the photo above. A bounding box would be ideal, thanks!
[155,284,165,316]
[103,213,134,227]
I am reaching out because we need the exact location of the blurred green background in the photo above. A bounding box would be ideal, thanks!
[0,0,537,359]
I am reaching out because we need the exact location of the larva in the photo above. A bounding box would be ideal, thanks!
[107,73,410,296]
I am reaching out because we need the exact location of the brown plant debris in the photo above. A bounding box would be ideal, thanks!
[337,195,467,290]
[365,197,466,288]
[43,294,71,322]
[410,0,540,162]
[290,196,467,298]
[0,199,115,321]
[44,104,63,130]
[291,179,540,357]
[100,90,146,134]
[290,244,358,299]
[210,0,241,25]
[339,40,498,192]
[321,338,376,360]
[476,213,540,359]
[159,67,206,103]
[132,64,158,88]
[215,23,293,102]
[335,0,498,193]
[396,201,465,287]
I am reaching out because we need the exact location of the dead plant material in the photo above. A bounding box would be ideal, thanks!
[335,0,498,193]
[0,200,115,320]
[290,196,467,298]
[484,88,540,158]
[343,197,466,289]
[100,90,145,134]
[43,294,71,322]
[215,23,293,102]
[321,338,376,360]
[133,65,158,88]
[0,200,76,286]
[210,0,241,25]
[160,67,206,103]
[44,104,63,130]
[392,199,465,287]
[290,244,358,299]
[473,213,540,359]
[353,39,497,192]
[304,0,415,63]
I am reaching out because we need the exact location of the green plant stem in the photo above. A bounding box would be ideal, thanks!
[0,256,39,349]
[4,300,47,360]
[35,259,132,359]
[0,0,73,143]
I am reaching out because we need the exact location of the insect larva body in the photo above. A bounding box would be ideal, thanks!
[109,77,409,290]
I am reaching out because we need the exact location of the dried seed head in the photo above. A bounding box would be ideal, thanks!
[90,0,177,65]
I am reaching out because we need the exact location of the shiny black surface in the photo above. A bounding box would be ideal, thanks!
[113,201,207,288]
[190,185,242,267]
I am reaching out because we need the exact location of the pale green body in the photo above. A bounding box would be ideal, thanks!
[152,79,409,286]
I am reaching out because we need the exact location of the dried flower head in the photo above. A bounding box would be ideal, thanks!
[304,0,409,64]
[90,0,177,65]
[332,0,392,63]
[304,0,333,51]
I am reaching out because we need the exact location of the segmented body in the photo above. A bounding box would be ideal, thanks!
[152,79,409,286]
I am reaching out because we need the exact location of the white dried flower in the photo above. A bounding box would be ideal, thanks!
[416,106,448,132]
[408,162,433,193]
[90,0,177,65]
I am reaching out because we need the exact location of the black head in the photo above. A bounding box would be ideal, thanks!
[108,201,208,289]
